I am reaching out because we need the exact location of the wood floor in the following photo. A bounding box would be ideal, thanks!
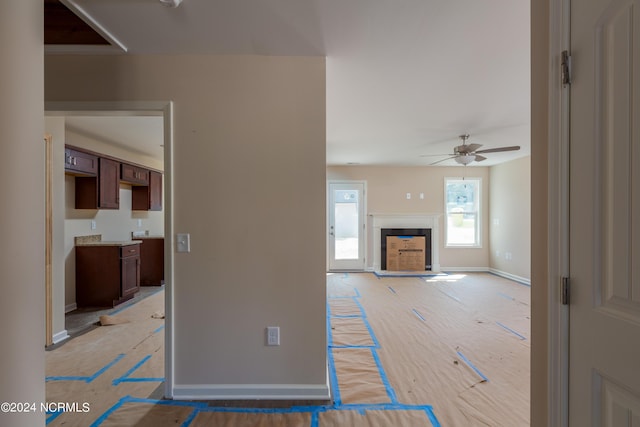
[45,272,530,426]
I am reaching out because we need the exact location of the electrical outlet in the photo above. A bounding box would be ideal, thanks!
[137,219,142,228]
[266,326,280,346]
[406,193,411,200]
[91,220,96,230]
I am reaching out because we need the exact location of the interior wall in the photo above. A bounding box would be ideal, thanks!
[327,165,490,269]
[0,2,46,424]
[45,54,328,398]
[489,156,531,282]
[61,129,165,309]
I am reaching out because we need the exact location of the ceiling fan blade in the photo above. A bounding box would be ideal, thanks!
[419,153,454,157]
[475,145,520,154]
[466,143,483,152]
[474,154,487,162]
[429,156,456,166]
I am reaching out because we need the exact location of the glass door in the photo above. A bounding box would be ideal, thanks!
[328,182,365,271]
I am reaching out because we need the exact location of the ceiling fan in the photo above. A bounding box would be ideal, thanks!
[422,134,520,166]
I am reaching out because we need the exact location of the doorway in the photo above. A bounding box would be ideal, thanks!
[44,101,174,395]
[328,181,366,271]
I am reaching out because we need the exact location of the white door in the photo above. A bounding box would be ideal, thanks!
[570,0,640,424]
[328,182,365,271]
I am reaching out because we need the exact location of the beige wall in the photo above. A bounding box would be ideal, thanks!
[489,156,531,282]
[0,2,46,424]
[60,129,165,309]
[45,54,328,398]
[327,165,491,269]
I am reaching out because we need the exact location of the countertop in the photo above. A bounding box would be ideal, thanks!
[76,240,142,247]
[75,234,142,247]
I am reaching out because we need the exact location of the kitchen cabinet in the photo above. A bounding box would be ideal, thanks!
[138,237,164,286]
[75,243,141,307]
[121,163,150,185]
[75,157,120,209]
[65,147,98,176]
[132,170,162,211]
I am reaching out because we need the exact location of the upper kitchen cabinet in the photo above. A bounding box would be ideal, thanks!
[65,145,162,211]
[65,146,98,176]
[132,170,162,211]
[121,163,150,186]
[75,157,120,209]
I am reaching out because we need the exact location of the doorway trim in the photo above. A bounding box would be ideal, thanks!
[327,180,367,271]
[44,100,175,398]
[545,0,571,425]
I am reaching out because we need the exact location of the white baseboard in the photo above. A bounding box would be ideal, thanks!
[440,266,490,272]
[65,303,77,313]
[52,330,70,344]
[489,268,531,286]
[172,383,331,401]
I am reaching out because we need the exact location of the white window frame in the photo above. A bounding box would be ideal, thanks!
[444,177,481,248]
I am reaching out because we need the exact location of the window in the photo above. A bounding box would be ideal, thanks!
[445,178,480,247]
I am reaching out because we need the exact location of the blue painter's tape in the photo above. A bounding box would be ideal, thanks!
[180,408,200,427]
[45,409,64,425]
[412,309,426,322]
[354,288,361,298]
[326,304,342,406]
[343,272,349,278]
[456,351,489,382]
[424,407,442,427]
[90,395,129,427]
[353,298,381,349]
[330,344,377,349]
[113,354,163,385]
[310,411,320,427]
[387,286,397,294]
[46,376,87,382]
[496,322,526,340]
[47,353,125,383]
[87,353,126,383]
[497,292,514,301]
[370,348,398,404]
[153,325,165,334]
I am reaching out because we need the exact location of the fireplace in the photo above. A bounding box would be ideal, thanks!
[381,228,432,270]
[369,213,441,272]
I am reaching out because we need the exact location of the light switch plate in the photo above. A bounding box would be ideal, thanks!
[176,233,190,253]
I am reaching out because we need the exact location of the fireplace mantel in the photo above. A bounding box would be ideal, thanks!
[369,213,441,272]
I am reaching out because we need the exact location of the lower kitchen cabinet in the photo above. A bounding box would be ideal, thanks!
[76,243,141,307]
[138,237,164,286]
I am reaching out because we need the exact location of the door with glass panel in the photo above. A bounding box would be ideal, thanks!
[328,182,365,271]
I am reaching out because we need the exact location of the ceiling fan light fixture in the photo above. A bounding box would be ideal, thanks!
[454,154,476,165]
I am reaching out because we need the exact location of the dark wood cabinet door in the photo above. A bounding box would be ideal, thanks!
[132,170,163,211]
[149,171,162,211]
[65,148,98,176]
[121,255,140,298]
[99,158,120,209]
[121,163,150,185]
[139,238,164,286]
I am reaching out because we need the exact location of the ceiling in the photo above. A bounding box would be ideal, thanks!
[46,0,530,167]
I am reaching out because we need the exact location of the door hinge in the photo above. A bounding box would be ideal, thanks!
[561,276,570,305]
[561,50,572,86]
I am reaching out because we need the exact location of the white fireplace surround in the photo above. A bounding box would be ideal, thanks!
[369,213,441,272]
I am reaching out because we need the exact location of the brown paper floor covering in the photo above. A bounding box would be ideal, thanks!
[45,272,529,426]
